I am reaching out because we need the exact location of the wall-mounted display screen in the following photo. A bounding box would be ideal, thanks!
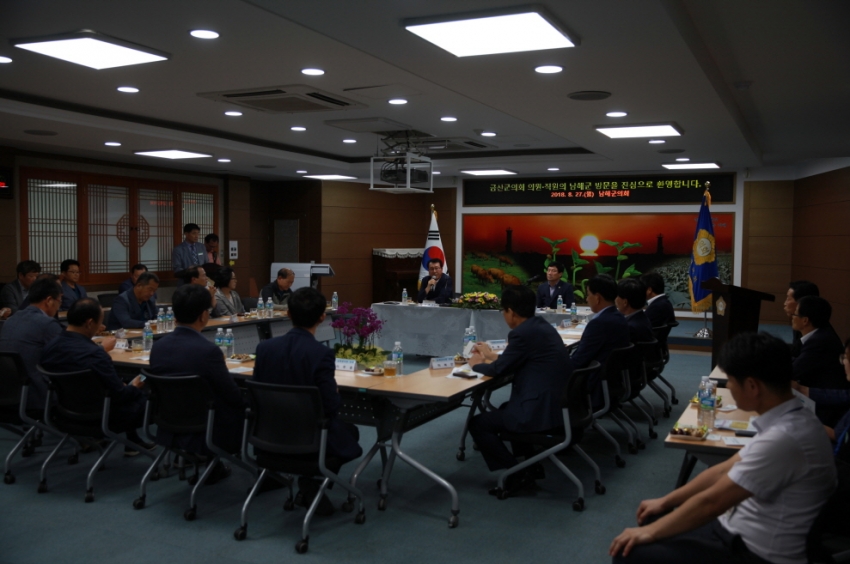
[463,172,734,206]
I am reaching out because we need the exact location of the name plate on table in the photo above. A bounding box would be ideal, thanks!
[335,358,357,372]
[486,339,507,351]
[430,356,455,369]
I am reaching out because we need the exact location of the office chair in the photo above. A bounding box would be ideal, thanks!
[590,344,644,463]
[235,381,365,554]
[1,351,49,484]
[652,322,679,405]
[97,293,118,309]
[242,296,259,311]
[636,339,672,417]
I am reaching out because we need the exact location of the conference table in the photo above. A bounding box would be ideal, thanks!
[109,348,499,528]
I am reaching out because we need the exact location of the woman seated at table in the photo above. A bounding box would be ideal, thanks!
[212,267,245,318]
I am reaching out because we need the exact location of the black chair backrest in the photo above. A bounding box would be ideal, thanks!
[563,361,600,428]
[37,365,105,423]
[0,351,28,408]
[244,380,324,456]
[142,371,213,434]
[97,293,119,308]
[600,344,637,401]
[242,296,258,311]
[635,339,664,376]
[652,323,671,343]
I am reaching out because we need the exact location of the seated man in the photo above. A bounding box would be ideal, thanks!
[106,272,159,331]
[417,258,453,304]
[467,285,572,495]
[0,259,41,318]
[253,287,362,513]
[640,272,676,329]
[40,298,152,456]
[204,233,222,266]
[118,264,148,295]
[0,277,63,410]
[610,332,837,564]
[261,268,295,311]
[149,284,245,483]
[59,259,87,311]
[570,275,630,407]
[784,280,820,356]
[615,278,653,343]
[181,265,216,310]
[536,262,575,309]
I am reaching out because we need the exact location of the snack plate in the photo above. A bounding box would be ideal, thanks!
[360,368,384,376]
[227,355,255,363]
[669,425,708,441]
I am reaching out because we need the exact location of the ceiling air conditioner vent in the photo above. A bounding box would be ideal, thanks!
[198,84,367,113]
[464,140,489,149]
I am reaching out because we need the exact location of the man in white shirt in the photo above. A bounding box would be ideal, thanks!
[609,332,836,564]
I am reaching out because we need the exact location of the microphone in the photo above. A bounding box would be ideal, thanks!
[526,274,545,284]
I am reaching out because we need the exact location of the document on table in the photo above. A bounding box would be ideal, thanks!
[228,366,253,374]
[130,355,150,361]
[448,364,484,379]
[722,436,754,447]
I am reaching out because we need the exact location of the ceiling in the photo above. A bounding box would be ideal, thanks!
[1,0,848,183]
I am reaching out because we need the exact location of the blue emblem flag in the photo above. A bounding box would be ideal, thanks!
[688,190,719,312]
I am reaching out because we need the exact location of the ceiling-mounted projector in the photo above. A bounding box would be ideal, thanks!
[370,152,433,194]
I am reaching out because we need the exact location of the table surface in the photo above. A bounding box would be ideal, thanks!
[664,388,755,453]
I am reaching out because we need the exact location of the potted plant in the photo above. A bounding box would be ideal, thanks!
[331,303,386,368]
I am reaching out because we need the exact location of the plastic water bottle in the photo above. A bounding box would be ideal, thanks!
[266,297,274,318]
[166,307,174,331]
[257,298,265,318]
[570,301,578,323]
[215,328,225,356]
[697,376,715,431]
[332,292,339,310]
[392,341,404,375]
[401,288,408,304]
[556,295,564,313]
[157,308,165,333]
[225,328,235,357]
[142,322,154,352]
[469,325,477,343]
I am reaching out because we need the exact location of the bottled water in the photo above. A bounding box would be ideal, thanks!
[469,325,477,344]
[257,298,265,318]
[166,307,174,331]
[570,302,578,323]
[225,328,235,357]
[697,376,715,431]
[332,292,339,310]
[215,328,225,356]
[157,308,165,333]
[266,297,274,318]
[556,295,564,313]
[142,322,154,352]
[401,288,408,304]
[463,327,472,352]
[392,341,404,375]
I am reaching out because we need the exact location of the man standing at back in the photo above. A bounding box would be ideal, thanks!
[467,285,572,496]
[253,287,362,513]
[171,223,206,276]
[536,262,574,310]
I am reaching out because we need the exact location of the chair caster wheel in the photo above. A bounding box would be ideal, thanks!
[295,540,309,554]
[187,475,198,486]
[638,441,646,450]
[68,453,79,465]
[133,496,145,510]
[150,471,160,482]
[671,398,679,405]
[37,480,48,493]
[572,498,585,512]
[472,442,479,451]
[4,472,14,485]
[652,418,659,426]
[184,506,197,521]
[378,497,387,511]
[284,498,295,511]
[595,481,606,495]
[85,489,95,503]
[355,511,366,524]
[294,491,304,507]
[628,445,638,455]
[178,468,187,481]
[496,489,509,500]
[376,478,382,489]
[649,430,658,439]
[32,435,43,447]
[21,445,35,458]
[615,456,626,468]
[663,409,671,418]
[448,515,459,528]
[234,526,247,541]
[456,450,465,461]
[341,500,354,513]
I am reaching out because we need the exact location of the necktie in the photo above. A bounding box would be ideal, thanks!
[190,243,199,264]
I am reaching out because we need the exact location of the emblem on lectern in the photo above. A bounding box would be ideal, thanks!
[716,296,727,316]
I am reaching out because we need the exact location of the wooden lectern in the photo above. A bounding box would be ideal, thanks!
[701,278,776,366]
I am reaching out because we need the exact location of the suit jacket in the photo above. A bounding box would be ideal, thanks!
[106,289,157,330]
[570,306,630,407]
[212,289,245,317]
[118,278,134,295]
[0,279,26,315]
[416,273,453,304]
[171,240,206,273]
[472,315,572,433]
[793,328,848,390]
[253,327,362,462]
[626,310,654,344]
[60,281,87,311]
[645,294,676,329]
[0,306,64,409]
[536,280,575,309]
[149,326,246,453]
[260,282,292,311]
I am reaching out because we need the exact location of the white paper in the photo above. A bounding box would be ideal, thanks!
[722,436,754,447]
[129,355,150,361]
[447,364,484,380]
[228,366,253,374]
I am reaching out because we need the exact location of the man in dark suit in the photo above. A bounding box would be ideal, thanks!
[468,285,572,495]
[118,264,148,295]
[0,260,41,318]
[0,277,63,410]
[640,272,676,329]
[571,275,630,408]
[784,280,820,356]
[417,258,453,304]
[149,284,246,483]
[106,272,159,330]
[253,287,362,514]
[616,278,654,343]
[536,262,575,309]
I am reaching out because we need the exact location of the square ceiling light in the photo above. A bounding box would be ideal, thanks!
[304,175,357,180]
[13,30,169,70]
[135,150,211,160]
[662,162,720,170]
[596,124,682,139]
[405,9,576,57]
[460,169,517,176]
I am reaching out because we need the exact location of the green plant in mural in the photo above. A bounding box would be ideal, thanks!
[541,236,568,274]
[593,260,613,276]
[599,240,642,279]
[571,249,589,300]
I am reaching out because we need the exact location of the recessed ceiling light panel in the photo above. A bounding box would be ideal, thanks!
[291,126,306,131]
[648,139,666,144]
[388,98,408,105]
[304,175,357,180]
[548,167,559,171]
[676,157,690,162]
[14,31,169,70]
[596,124,682,138]
[535,65,562,74]
[117,86,139,93]
[190,30,219,39]
[104,141,121,147]
[296,170,308,174]
[301,68,325,76]
[0,56,12,64]
[224,111,242,117]
[460,169,517,176]
[342,139,357,143]
[217,158,231,163]
[135,150,211,160]
[480,131,497,137]
[405,11,576,57]
[662,162,720,170]
[441,116,457,122]
[606,111,627,117]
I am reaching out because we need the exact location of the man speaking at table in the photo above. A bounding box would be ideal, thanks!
[467,285,572,496]
[609,333,836,564]
[536,262,574,309]
[417,258,453,304]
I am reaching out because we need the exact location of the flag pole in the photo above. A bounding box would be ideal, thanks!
[694,181,713,339]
